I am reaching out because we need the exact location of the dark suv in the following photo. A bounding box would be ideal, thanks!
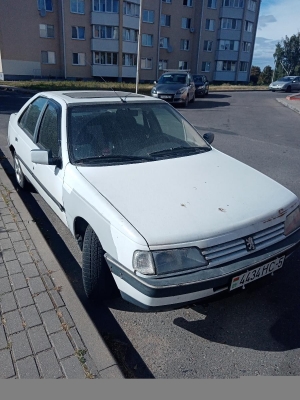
[193,75,209,97]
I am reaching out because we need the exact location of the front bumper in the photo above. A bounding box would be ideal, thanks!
[269,86,286,91]
[105,228,300,310]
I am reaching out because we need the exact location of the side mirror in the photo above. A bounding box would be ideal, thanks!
[31,149,61,167]
[203,132,214,144]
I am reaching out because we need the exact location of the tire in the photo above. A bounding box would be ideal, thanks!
[82,225,118,301]
[190,92,195,103]
[13,152,28,190]
[286,86,292,93]
[205,88,209,96]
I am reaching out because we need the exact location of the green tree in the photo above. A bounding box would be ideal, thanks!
[258,65,273,85]
[250,66,261,84]
[273,33,300,79]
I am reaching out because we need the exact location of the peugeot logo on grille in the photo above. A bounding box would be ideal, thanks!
[245,236,256,252]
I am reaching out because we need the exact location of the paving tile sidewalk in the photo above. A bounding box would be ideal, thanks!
[0,165,123,379]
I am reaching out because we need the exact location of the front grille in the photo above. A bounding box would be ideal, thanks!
[202,222,285,267]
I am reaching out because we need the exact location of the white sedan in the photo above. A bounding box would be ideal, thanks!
[7,91,300,309]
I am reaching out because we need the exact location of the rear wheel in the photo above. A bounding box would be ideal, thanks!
[13,152,28,190]
[82,225,118,301]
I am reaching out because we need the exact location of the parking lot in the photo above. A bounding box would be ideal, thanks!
[0,89,299,378]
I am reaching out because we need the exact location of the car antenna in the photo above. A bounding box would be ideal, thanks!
[99,76,128,103]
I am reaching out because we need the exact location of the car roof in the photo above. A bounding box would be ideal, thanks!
[36,90,163,105]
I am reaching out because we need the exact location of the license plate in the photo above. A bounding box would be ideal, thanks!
[160,95,172,99]
[230,256,285,291]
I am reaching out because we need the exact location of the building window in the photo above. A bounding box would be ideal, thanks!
[73,53,85,65]
[182,18,191,29]
[94,51,118,65]
[180,39,190,51]
[240,61,248,72]
[245,21,253,32]
[143,10,154,23]
[183,0,193,6]
[216,60,236,71]
[179,61,188,70]
[219,40,239,51]
[123,28,138,42]
[72,26,85,40]
[93,0,119,12]
[160,37,170,48]
[38,0,53,12]
[123,1,139,17]
[247,0,256,11]
[162,0,172,3]
[222,0,244,7]
[39,24,54,38]
[142,34,153,47]
[161,14,171,27]
[205,19,215,31]
[201,62,211,72]
[93,25,119,39]
[242,41,251,52]
[123,53,137,66]
[41,51,55,64]
[71,0,85,14]
[221,18,241,30]
[159,60,168,70]
[207,0,217,8]
[141,58,153,69]
[203,40,213,51]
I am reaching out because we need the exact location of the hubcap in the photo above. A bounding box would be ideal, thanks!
[14,157,22,185]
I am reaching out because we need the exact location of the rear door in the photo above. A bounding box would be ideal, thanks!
[14,97,48,183]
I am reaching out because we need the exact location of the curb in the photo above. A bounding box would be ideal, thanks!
[0,164,124,378]
[276,98,300,116]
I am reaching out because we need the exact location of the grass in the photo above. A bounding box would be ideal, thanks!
[0,79,269,94]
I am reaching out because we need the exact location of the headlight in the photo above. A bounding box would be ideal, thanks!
[151,88,157,94]
[176,87,188,95]
[133,247,208,276]
[284,206,300,236]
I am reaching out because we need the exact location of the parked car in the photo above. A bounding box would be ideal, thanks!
[193,74,209,97]
[269,76,300,93]
[8,91,300,310]
[151,70,195,107]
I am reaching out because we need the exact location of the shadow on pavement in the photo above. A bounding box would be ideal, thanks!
[173,251,300,352]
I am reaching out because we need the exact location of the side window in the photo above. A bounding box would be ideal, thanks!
[37,103,60,157]
[19,97,47,138]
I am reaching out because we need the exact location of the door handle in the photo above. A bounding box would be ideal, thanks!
[15,137,18,142]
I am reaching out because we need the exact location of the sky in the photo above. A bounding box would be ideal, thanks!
[252,0,300,70]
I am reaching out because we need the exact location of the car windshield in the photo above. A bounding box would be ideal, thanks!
[157,74,187,85]
[193,76,205,83]
[67,103,210,165]
[278,77,294,82]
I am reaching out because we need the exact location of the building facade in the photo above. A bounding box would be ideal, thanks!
[0,0,261,83]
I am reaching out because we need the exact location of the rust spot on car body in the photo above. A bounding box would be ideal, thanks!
[263,202,298,223]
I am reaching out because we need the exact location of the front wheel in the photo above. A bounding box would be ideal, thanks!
[286,86,292,93]
[82,225,118,301]
[13,153,28,189]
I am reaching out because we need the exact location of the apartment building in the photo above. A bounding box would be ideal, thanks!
[0,0,261,83]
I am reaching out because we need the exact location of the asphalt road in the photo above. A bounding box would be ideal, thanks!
[0,88,300,378]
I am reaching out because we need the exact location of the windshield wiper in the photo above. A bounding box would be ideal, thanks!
[149,146,210,157]
[74,155,154,164]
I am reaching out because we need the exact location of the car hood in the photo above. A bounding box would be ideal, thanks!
[77,149,297,246]
[270,80,287,86]
[154,83,187,93]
